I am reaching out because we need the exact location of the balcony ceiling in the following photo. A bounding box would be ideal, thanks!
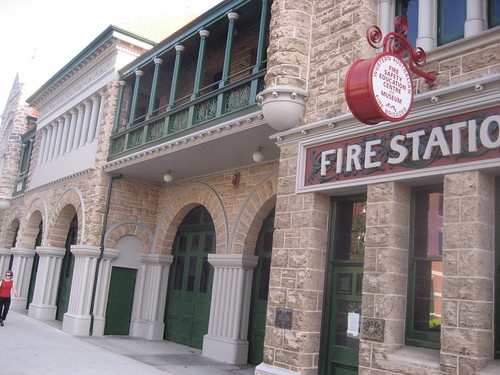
[103,110,280,185]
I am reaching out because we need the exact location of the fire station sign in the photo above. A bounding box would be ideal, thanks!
[345,17,436,125]
[303,106,500,188]
[345,52,413,124]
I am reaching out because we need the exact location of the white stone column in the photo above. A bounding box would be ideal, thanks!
[129,253,173,340]
[417,0,436,50]
[79,100,92,146]
[62,245,118,336]
[378,0,393,39]
[9,247,36,310]
[53,118,64,159]
[28,246,66,320]
[0,248,12,279]
[72,105,85,150]
[37,129,48,166]
[89,247,119,336]
[66,109,78,153]
[203,254,258,364]
[60,114,71,156]
[465,0,485,37]
[94,91,105,139]
[87,95,101,143]
[47,123,58,161]
[42,125,53,164]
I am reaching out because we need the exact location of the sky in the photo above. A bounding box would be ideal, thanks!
[0,0,222,112]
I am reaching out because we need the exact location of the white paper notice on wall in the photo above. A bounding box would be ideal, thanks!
[347,312,360,338]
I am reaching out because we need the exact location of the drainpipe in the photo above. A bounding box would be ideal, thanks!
[89,174,122,336]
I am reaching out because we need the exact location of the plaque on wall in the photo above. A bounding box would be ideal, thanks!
[275,308,293,329]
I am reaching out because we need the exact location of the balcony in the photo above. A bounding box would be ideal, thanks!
[108,0,272,167]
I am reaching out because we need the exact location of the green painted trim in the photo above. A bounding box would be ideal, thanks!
[147,59,162,118]
[26,26,155,105]
[168,47,184,109]
[128,72,142,125]
[119,0,259,78]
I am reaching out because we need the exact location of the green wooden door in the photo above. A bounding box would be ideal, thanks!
[104,266,137,335]
[164,206,215,349]
[248,209,274,364]
[27,223,42,308]
[321,197,366,375]
[56,215,77,321]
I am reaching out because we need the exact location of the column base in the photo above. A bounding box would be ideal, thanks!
[202,334,249,365]
[130,319,165,340]
[28,303,56,320]
[10,298,28,311]
[62,313,91,336]
[255,363,300,375]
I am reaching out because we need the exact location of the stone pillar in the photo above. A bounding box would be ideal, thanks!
[359,182,410,370]
[93,91,105,139]
[88,247,119,336]
[129,253,173,340]
[72,105,85,149]
[417,0,436,50]
[87,95,101,143]
[256,156,329,375]
[440,171,495,373]
[62,246,108,335]
[47,123,58,161]
[9,247,36,310]
[60,114,71,156]
[42,125,53,163]
[465,0,485,37]
[37,129,48,166]
[66,109,78,153]
[203,254,258,364]
[79,100,92,146]
[0,248,12,279]
[53,118,64,158]
[28,246,65,320]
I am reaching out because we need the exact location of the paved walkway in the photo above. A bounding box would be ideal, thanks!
[1,310,256,375]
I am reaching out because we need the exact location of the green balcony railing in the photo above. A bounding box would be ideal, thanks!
[109,70,266,160]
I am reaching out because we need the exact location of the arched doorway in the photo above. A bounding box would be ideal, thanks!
[56,214,77,321]
[164,205,215,348]
[247,208,274,364]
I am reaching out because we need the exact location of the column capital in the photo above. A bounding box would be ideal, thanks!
[35,246,66,258]
[227,12,239,21]
[175,44,185,52]
[199,29,210,38]
[119,80,127,86]
[135,70,144,77]
[140,253,174,265]
[153,57,163,65]
[63,112,71,119]
[208,253,258,269]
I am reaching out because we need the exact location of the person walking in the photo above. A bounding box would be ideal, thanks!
[0,270,18,326]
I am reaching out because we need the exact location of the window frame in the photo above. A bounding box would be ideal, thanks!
[406,184,443,350]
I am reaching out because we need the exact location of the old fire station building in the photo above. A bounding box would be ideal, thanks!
[0,1,499,375]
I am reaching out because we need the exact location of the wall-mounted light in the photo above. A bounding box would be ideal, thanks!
[163,171,173,183]
[231,172,240,188]
[253,147,264,163]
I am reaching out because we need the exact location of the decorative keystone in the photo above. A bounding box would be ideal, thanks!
[256,85,308,131]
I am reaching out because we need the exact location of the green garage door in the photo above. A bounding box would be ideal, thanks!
[104,266,137,335]
[56,215,77,321]
[248,208,274,364]
[164,206,215,348]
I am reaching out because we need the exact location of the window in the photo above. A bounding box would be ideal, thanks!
[14,127,35,194]
[406,185,443,349]
[490,0,500,28]
[438,0,466,45]
[396,0,419,47]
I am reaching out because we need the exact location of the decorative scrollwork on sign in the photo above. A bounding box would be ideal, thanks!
[366,16,436,86]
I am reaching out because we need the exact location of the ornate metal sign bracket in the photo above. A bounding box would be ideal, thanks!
[367,16,437,86]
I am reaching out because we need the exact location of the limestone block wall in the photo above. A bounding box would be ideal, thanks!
[358,171,496,375]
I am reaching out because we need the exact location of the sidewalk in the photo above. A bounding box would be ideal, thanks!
[1,310,256,375]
